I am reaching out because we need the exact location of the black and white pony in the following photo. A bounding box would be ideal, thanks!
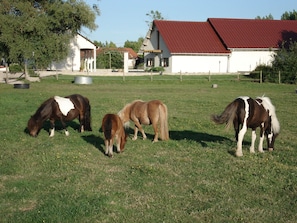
[212,96,280,157]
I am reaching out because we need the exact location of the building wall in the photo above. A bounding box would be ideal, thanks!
[49,34,96,72]
[227,50,275,73]
[171,54,229,73]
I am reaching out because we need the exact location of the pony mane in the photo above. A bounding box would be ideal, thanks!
[118,100,143,119]
[257,96,280,134]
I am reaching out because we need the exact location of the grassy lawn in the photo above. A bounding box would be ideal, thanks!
[0,74,296,222]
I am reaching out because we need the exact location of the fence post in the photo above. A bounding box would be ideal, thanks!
[278,71,281,84]
[260,70,262,83]
[150,71,153,82]
[180,70,182,82]
[208,71,211,82]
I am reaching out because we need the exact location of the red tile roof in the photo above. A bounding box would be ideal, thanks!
[152,19,297,53]
[208,18,297,49]
[153,20,230,54]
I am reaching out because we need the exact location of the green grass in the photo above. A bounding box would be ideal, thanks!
[0,75,296,222]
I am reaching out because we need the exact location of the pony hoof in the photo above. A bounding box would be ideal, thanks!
[235,152,243,157]
[268,148,274,152]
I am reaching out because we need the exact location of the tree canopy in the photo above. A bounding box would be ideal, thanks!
[0,0,99,69]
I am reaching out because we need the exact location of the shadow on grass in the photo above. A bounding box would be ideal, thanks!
[169,130,232,147]
[24,120,81,136]
[81,134,105,155]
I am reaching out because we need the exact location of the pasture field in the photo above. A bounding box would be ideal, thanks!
[0,75,296,223]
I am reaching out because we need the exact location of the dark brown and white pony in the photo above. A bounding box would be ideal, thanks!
[212,96,280,157]
[27,94,92,137]
[101,114,128,157]
[118,100,169,142]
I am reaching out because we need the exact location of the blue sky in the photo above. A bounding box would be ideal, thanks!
[81,0,296,46]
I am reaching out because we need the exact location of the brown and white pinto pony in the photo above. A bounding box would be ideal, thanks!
[212,96,280,157]
[118,100,169,142]
[101,114,128,157]
[27,94,92,137]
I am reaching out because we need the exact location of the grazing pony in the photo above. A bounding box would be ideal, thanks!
[101,114,128,157]
[27,94,92,137]
[118,100,169,142]
[212,96,280,157]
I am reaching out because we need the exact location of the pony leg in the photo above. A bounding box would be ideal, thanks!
[236,126,247,157]
[132,126,139,140]
[152,122,159,142]
[65,129,69,136]
[109,144,113,157]
[49,119,55,137]
[258,123,265,153]
[104,140,109,156]
[49,128,55,137]
[249,130,256,153]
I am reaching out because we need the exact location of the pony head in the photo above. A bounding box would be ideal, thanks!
[27,116,42,137]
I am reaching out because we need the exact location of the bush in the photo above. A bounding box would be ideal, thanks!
[9,64,23,73]
[145,66,165,73]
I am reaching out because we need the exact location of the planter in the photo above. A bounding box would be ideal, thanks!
[74,76,92,85]
[14,83,30,89]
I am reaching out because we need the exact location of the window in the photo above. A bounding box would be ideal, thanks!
[146,58,154,67]
[161,58,169,67]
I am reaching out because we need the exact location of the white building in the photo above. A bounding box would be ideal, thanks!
[50,33,96,72]
[141,18,297,74]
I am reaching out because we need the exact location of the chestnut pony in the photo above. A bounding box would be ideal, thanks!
[101,114,128,157]
[212,96,280,157]
[118,100,169,142]
[27,94,92,137]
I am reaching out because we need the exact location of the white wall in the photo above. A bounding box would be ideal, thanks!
[228,50,274,73]
[171,55,229,73]
[50,34,96,72]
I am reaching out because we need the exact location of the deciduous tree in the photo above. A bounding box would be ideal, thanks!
[0,0,99,75]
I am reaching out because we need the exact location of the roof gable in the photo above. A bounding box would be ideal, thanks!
[208,18,297,49]
[153,20,230,54]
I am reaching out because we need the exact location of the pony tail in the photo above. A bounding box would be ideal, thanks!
[211,101,238,130]
[159,103,169,140]
[85,103,92,131]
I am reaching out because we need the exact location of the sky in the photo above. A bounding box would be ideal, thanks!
[81,0,296,47]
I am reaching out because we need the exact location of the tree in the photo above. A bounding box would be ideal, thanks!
[0,0,99,76]
[145,10,164,27]
[124,37,144,53]
[271,40,297,83]
[281,10,297,20]
[255,14,274,20]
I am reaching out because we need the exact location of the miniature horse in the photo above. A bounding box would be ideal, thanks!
[212,96,280,157]
[101,114,127,157]
[27,94,92,137]
[118,100,169,142]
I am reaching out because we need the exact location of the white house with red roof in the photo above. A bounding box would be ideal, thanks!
[141,18,297,74]
[49,33,96,72]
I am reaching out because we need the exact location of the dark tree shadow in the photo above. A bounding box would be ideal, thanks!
[169,130,232,147]
[278,30,297,49]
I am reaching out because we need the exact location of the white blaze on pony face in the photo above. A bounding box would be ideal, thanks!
[54,96,75,116]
